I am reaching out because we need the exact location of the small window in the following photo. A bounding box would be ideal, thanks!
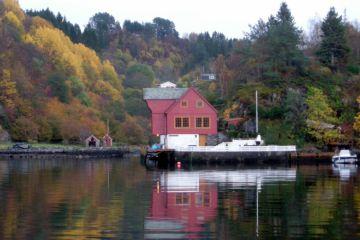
[204,192,210,207]
[196,100,204,108]
[181,100,188,108]
[182,117,189,127]
[203,117,210,128]
[175,117,182,128]
[196,117,202,128]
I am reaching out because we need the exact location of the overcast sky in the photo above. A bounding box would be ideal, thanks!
[18,0,360,39]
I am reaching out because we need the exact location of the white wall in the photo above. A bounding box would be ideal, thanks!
[166,134,199,149]
[160,135,166,145]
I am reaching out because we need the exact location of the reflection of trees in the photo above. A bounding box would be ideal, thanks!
[0,158,151,239]
[217,166,360,239]
[1,163,359,239]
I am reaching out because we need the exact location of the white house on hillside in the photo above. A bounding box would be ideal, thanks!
[159,81,177,88]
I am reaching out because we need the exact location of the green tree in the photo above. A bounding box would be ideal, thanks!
[153,17,178,40]
[305,86,341,145]
[124,88,149,117]
[83,12,120,50]
[249,2,305,83]
[26,8,82,43]
[48,72,70,103]
[124,64,155,89]
[316,7,350,71]
[270,3,304,71]
[284,88,306,137]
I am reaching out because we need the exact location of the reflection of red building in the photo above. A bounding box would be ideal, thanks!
[146,179,218,239]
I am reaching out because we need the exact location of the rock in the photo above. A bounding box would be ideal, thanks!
[207,133,229,146]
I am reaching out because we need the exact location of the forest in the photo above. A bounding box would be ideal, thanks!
[0,0,359,149]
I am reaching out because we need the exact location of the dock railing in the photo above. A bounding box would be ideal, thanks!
[175,145,296,153]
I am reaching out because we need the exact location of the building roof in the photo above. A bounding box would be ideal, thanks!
[85,135,99,141]
[143,88,188,100]
[159,81,177,88]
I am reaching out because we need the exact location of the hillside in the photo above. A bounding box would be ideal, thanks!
[0,0,132,144]
[1,0,360,148]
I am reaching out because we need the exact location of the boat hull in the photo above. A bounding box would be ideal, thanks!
[332,157,358,164]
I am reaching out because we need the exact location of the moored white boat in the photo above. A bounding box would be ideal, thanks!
[332,150,358,164]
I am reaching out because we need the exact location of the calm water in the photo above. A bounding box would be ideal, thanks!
[0,158,359,239]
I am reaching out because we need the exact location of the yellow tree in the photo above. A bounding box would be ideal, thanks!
[354,96,360,132]
[0,69,17,109]
[305,86,341,145]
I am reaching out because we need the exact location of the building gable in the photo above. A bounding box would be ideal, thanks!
[165,88,217,115]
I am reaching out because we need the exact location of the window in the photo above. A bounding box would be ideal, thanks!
[196,100,204,108]
[176,193,190,205]
[196,117,202,128]
[182,117,189,127]
[175,117,190,128]
[203,117,210,128]
[175,118,182,128]
[195,117,210,128]
[196,192,210,207]
[181,100,188,108]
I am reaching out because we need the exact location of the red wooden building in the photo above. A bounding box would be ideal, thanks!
[144,87,218,149]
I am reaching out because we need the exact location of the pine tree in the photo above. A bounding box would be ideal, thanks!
[316,7,350,71]
[268,2,304,73]
[249,2,304,83]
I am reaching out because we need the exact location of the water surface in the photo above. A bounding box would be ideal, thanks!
[0,158,359,239]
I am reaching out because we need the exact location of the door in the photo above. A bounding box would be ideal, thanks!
[199,135,207,146]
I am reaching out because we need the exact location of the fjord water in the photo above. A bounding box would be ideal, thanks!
[0,158,359,239]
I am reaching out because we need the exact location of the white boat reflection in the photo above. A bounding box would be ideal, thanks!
[160,169,297,192]
[332,163,358,181]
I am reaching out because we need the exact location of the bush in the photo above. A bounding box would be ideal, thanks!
[11,117,39,142]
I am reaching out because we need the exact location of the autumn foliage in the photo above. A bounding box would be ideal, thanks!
[0,0,128,143]
[0,0,359,148]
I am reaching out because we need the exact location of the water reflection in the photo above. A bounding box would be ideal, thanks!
[0,158,152,240]
[332,163,358,181]
[0,159,359,239]
[146,168,296,239]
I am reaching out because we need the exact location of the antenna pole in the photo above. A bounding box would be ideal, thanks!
[256,90,258,133]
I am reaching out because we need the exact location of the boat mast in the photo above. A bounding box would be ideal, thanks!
[256,90,258,133]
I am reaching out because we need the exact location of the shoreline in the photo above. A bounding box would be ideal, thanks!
[0,146,140,160]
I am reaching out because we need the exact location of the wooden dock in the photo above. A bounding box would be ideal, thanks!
[144,147,296,168]
[143,148,351,169]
